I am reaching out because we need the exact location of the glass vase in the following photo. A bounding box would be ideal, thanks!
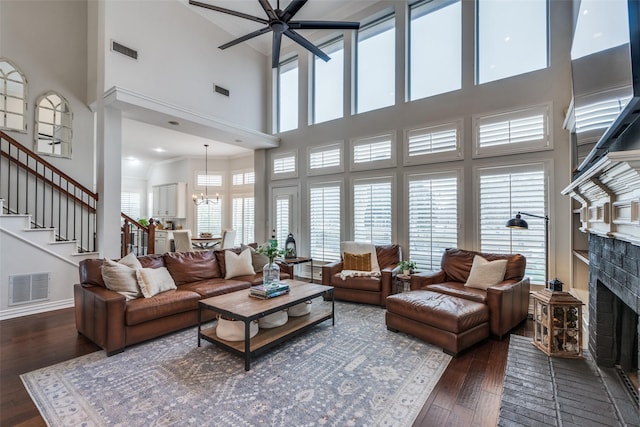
[262,261,280,284]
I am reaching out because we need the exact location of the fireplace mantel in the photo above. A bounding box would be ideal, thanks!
[562,150,640,245]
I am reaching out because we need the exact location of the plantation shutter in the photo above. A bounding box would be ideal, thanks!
[407,124,458,156]
[479,114,545,147]
[196,173,223,187]
[121,191,141,219]
[196,202,222,236]
[408,173,458,270]
[275,195,291,246]
[232,196,255,245]
[479,164,546,284]
[353,178,392,245]
[353,136,392,163]
[309,183,341,261]
[575,96,631,133]
[274,155,296,174]
[310,147,341,169]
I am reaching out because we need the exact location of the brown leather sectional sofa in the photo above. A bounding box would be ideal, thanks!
[386,248,530,355]
[74,249,293,355]
[321,244,402,307]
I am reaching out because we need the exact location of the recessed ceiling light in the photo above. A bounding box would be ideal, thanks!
[504,36,510,42]
[125,156,137,161]
[154,148,166,152]
[168,120,180,126]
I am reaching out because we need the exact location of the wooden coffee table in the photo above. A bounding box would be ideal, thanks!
[197,279,334,370]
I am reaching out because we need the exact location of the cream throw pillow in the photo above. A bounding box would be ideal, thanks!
[341,241,380,273]
[465,255,508,290]
[136,267,177,298]
[102,258,142,300]
[118,251,142,269]
[224,248,255,279]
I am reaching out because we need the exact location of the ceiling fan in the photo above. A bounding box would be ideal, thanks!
[189,0,360,68]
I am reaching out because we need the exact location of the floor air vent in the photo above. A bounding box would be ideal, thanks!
[9,273,50,306]
[111,40,138,60]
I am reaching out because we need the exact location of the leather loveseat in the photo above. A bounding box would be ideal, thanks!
[74,248,293,355]
[321,244,402,307]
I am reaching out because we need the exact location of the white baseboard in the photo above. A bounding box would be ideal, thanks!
[0,298,74,321]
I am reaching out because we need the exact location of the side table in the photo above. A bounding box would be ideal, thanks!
[394,273,412,294]
[282,257,314,282]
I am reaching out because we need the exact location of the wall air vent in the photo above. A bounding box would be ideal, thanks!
[111,40,138,60]
[214,85,230,97]
[9,273,50,306]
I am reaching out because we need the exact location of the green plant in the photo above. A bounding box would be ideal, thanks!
[137,218,149,227]
[257,243,285,263]
[398,260,417,271]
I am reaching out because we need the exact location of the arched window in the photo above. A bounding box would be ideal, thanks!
[0,58,28,132]
[35,91,72,158]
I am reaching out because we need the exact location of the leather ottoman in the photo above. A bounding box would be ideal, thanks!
[385,290,490,356]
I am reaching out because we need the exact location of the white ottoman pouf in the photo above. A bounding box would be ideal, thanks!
[216,318,259,341]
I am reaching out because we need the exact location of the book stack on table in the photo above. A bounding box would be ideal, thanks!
[249,281,291,299]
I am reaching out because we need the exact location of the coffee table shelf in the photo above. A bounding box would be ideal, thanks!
[197,280,334,370]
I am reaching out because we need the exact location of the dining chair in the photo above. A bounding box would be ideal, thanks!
[220,229,237,249]
[172,230,194,252]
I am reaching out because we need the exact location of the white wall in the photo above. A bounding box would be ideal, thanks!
[0,0,95,188]
[103,0,267,132]
[262,0,574,285]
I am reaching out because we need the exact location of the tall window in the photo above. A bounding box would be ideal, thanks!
[408,172,459,270]
[313,38,344,124]
[353,177,392,245]
[278,56,298,132]
[232,196,255,245]
[196,201,222,237]
[0,58,27,132]
[309,182,341,262]
[477,0,548,84]
[275,195,291,246]
[478,163,547,285]
[357,13,395,114]
[409,0,461,100]
[35,91,72,157]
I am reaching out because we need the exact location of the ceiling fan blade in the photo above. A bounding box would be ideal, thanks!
[219,27,272,50]
[258,0,278,20]
[272,32,283,68]
[284,29,330,62]
[281,0,308,22]
[189,0,268,24]
[288,20,360,30]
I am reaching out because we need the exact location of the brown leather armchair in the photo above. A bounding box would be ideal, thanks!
[409,248,530,339]
[321,244,401,307]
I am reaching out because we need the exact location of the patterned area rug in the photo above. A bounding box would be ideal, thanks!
[21,301,450,426]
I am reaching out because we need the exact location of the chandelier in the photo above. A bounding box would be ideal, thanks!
[192,144,219,205]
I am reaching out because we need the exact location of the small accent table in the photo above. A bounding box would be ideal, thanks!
[394,273,412,294]
[282,256,314,282]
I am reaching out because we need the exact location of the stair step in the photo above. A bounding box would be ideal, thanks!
[0,214,31,230]
[21,228,57,245]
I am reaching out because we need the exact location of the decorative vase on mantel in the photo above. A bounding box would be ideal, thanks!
[263,259,280,284]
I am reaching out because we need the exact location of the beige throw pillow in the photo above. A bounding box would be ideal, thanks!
[101,258,142,300]
[136,267,177,298]
[465,255,508,290]
[241,244,270,272]
[224,248,255,279]
[118,251,142,270]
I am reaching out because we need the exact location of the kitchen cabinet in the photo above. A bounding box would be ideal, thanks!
[152,183,186,218]
[153,230,173,254]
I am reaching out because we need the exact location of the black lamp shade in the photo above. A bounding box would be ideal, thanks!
[506,214,529,229]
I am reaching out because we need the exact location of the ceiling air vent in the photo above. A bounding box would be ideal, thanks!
[214,85,230,97]
[111,40,138,60]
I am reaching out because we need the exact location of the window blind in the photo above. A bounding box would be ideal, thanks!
[310,146,341,169]
[232,196,254,246]
[196,201,222,236]
[309,183,341,261]
[275,196,291,246]
[353,178,392,245]
[353,135,393,163]
[408,173,458,270]
[232,170,255,185]
[408,124,458,157]
[479,165,546,284]
[274,155,296,174]
[478,114,545,147]
[575,96,631,133]
[196,173,223,187]
[121,191,141,220]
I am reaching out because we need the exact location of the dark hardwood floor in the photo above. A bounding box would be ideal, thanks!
[0,308,532,427]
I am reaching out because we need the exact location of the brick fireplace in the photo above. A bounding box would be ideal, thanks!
[589,235,639,390]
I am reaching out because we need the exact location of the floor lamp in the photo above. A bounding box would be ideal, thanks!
[506,211,549,288]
